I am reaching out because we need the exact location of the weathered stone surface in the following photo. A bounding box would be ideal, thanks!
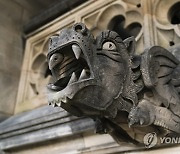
[0,0,63,118]
[0,106,95,150]
[1,0,179,153]
[47,23,180,144]
[0,106,142,154]
[15,0,145,113]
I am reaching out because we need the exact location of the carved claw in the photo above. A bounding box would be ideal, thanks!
[128,102,152,127]
[128,114,146,127]
[128,120,135,128]
[94,118,107,134]
[140,118,145,125]
[128,117,145,127]
[128,106,140,127]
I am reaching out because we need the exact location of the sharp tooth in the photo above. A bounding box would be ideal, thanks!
[140,118,144,125]
[72,44,81,59]
[53,103,58,107]
[57,102,61,106]
[79,69,88,81]
[68,72,77,85]
[62,96,67,103]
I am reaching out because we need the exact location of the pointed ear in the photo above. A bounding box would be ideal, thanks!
[123,36,136,56]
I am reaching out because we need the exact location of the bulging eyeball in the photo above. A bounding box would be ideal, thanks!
[102,42,116,51]
[49,53,64,70]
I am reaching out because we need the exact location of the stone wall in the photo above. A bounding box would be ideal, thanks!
[0,0,58,120]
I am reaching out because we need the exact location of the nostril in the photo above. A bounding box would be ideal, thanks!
[73,23,87,34]
[75,24,83,32]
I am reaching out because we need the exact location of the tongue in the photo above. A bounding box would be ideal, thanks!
[47,83,63,91]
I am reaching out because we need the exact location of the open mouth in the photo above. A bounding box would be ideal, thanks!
[48,44,91,91]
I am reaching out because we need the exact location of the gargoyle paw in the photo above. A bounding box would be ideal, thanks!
[128,105,151,127]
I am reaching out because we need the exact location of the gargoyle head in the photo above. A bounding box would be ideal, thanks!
[47,23,138,118]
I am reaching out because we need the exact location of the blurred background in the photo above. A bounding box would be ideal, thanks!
[0,0,180,153]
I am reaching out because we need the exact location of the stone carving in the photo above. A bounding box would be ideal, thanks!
[47,23,180,144]
[15,0,145,113]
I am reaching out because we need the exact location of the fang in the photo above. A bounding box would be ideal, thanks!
[79,69,88,80]
[68,72,78,85]
[72,44,82,59]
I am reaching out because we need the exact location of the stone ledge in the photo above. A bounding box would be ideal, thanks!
[0,112,10,122]
[0,106,70,136]
[0,106,95,150]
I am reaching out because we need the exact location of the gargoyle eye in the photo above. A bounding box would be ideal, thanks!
[49,53,64,70]
[102,41,116,51]
[51,53,63,62]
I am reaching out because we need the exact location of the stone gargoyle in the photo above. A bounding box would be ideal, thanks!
[47,23,180,144]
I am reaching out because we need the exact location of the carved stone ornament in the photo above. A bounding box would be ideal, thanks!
[47,23,180,144]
